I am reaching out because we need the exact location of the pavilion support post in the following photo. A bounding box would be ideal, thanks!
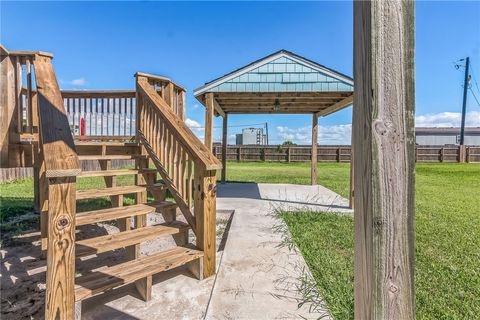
[311,113,318,185]
[205,92,214,151]
[353,1,415,319]
[221,113,228,184]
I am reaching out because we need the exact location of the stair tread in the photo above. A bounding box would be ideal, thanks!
[76,221,189,257]
[76,201,177,226]
[78,155,146,161]
[75,246,203,301]
[76,183,165,200]
[78,168,157,178]
[75,141,139,146]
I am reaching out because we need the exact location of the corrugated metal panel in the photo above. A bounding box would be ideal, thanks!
[208,56,353,93]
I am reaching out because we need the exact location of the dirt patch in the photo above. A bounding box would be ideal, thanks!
[0,210,234,319]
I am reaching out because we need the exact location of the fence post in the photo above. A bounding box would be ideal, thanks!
[287,147,291,162]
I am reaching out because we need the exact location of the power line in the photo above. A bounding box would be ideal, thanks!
[194,122,268,129]
[469,87,480,107]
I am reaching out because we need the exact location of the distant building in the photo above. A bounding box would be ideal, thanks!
[236,128,267,145]
[415,127,480,145]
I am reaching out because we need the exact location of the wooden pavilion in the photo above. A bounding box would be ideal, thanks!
[194,50,354,185]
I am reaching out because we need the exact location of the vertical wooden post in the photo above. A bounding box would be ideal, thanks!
[349,145,354,209]
[194,163,216,278]
[353,1,415,319]
[204,93,214,151]
[0,49,19,167]
[459,144,466,163]
[221,113,228,184]
[45,177,76,320]
[38,149,49,258]
[311,113,318,185]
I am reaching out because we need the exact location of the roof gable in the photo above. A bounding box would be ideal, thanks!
[194,50,353,96]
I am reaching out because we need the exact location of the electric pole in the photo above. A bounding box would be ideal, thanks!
[460,57,470,146]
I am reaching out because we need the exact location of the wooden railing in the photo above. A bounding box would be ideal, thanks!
[62,90,136,139]
[136,73,221,279]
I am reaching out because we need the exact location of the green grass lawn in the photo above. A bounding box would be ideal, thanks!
[1,162,479,318]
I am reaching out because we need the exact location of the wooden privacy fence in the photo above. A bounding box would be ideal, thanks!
[212,144,480,163]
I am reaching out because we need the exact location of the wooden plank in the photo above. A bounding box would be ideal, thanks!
[317,95,354,117]
[311,114,318,185]
[76,183,165,200]
[0,51,17,166]
[45,177,76,320]
[194,163,216,278]
[34,56,81,177]
[78,168,147,178]
[61,90,136,98]
[353,1,415,318]
[204,92,214,151]
[221,114,228,183]
[75,246,203,301]
[77,154,144,161]
[76,221,189,257]
[212,97,225,117]
[76,201,176,226]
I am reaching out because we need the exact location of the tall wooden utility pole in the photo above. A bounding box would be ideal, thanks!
[459,57,470,162]
[353,1,416,319]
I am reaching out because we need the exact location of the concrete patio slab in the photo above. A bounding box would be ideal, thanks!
[79,183,350,319]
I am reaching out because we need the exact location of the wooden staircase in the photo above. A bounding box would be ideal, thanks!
[7,50,221,319]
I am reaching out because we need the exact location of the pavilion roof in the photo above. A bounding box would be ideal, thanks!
[194,50,354,115]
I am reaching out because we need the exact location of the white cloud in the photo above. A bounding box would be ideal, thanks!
[185,118,205,141]
[415,111,480,127]
[185,118,204,131]
[276,124,352,145]
[272,111,480,145]
[192,103,200,110]
[68,77,87,86]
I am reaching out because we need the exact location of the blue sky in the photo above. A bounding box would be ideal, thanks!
[2,1,480,144]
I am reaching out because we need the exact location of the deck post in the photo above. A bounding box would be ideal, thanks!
[205,92,214,151]
[311,113,318,185]
[0,47,19,167]
[353,1,415,319]
[221,113,228,184]
[194,162,217,278]
[45,177,76,320]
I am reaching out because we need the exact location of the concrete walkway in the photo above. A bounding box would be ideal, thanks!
[81,183,351,319]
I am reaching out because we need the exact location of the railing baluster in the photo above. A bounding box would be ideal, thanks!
[26,58,33,133]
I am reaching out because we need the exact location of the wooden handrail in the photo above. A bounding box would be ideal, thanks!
[61,90,136,98]
[135,72,186,92]
[34,55,81,177]
[137,79,221,170]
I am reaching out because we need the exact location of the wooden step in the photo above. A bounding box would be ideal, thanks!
[76,183,165,200]
[75,141,139,147]
[78,154,146,161]
[76,221,189,257]
[76,201,177,226]
[75,246,203,301]
[78,168,157,178]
